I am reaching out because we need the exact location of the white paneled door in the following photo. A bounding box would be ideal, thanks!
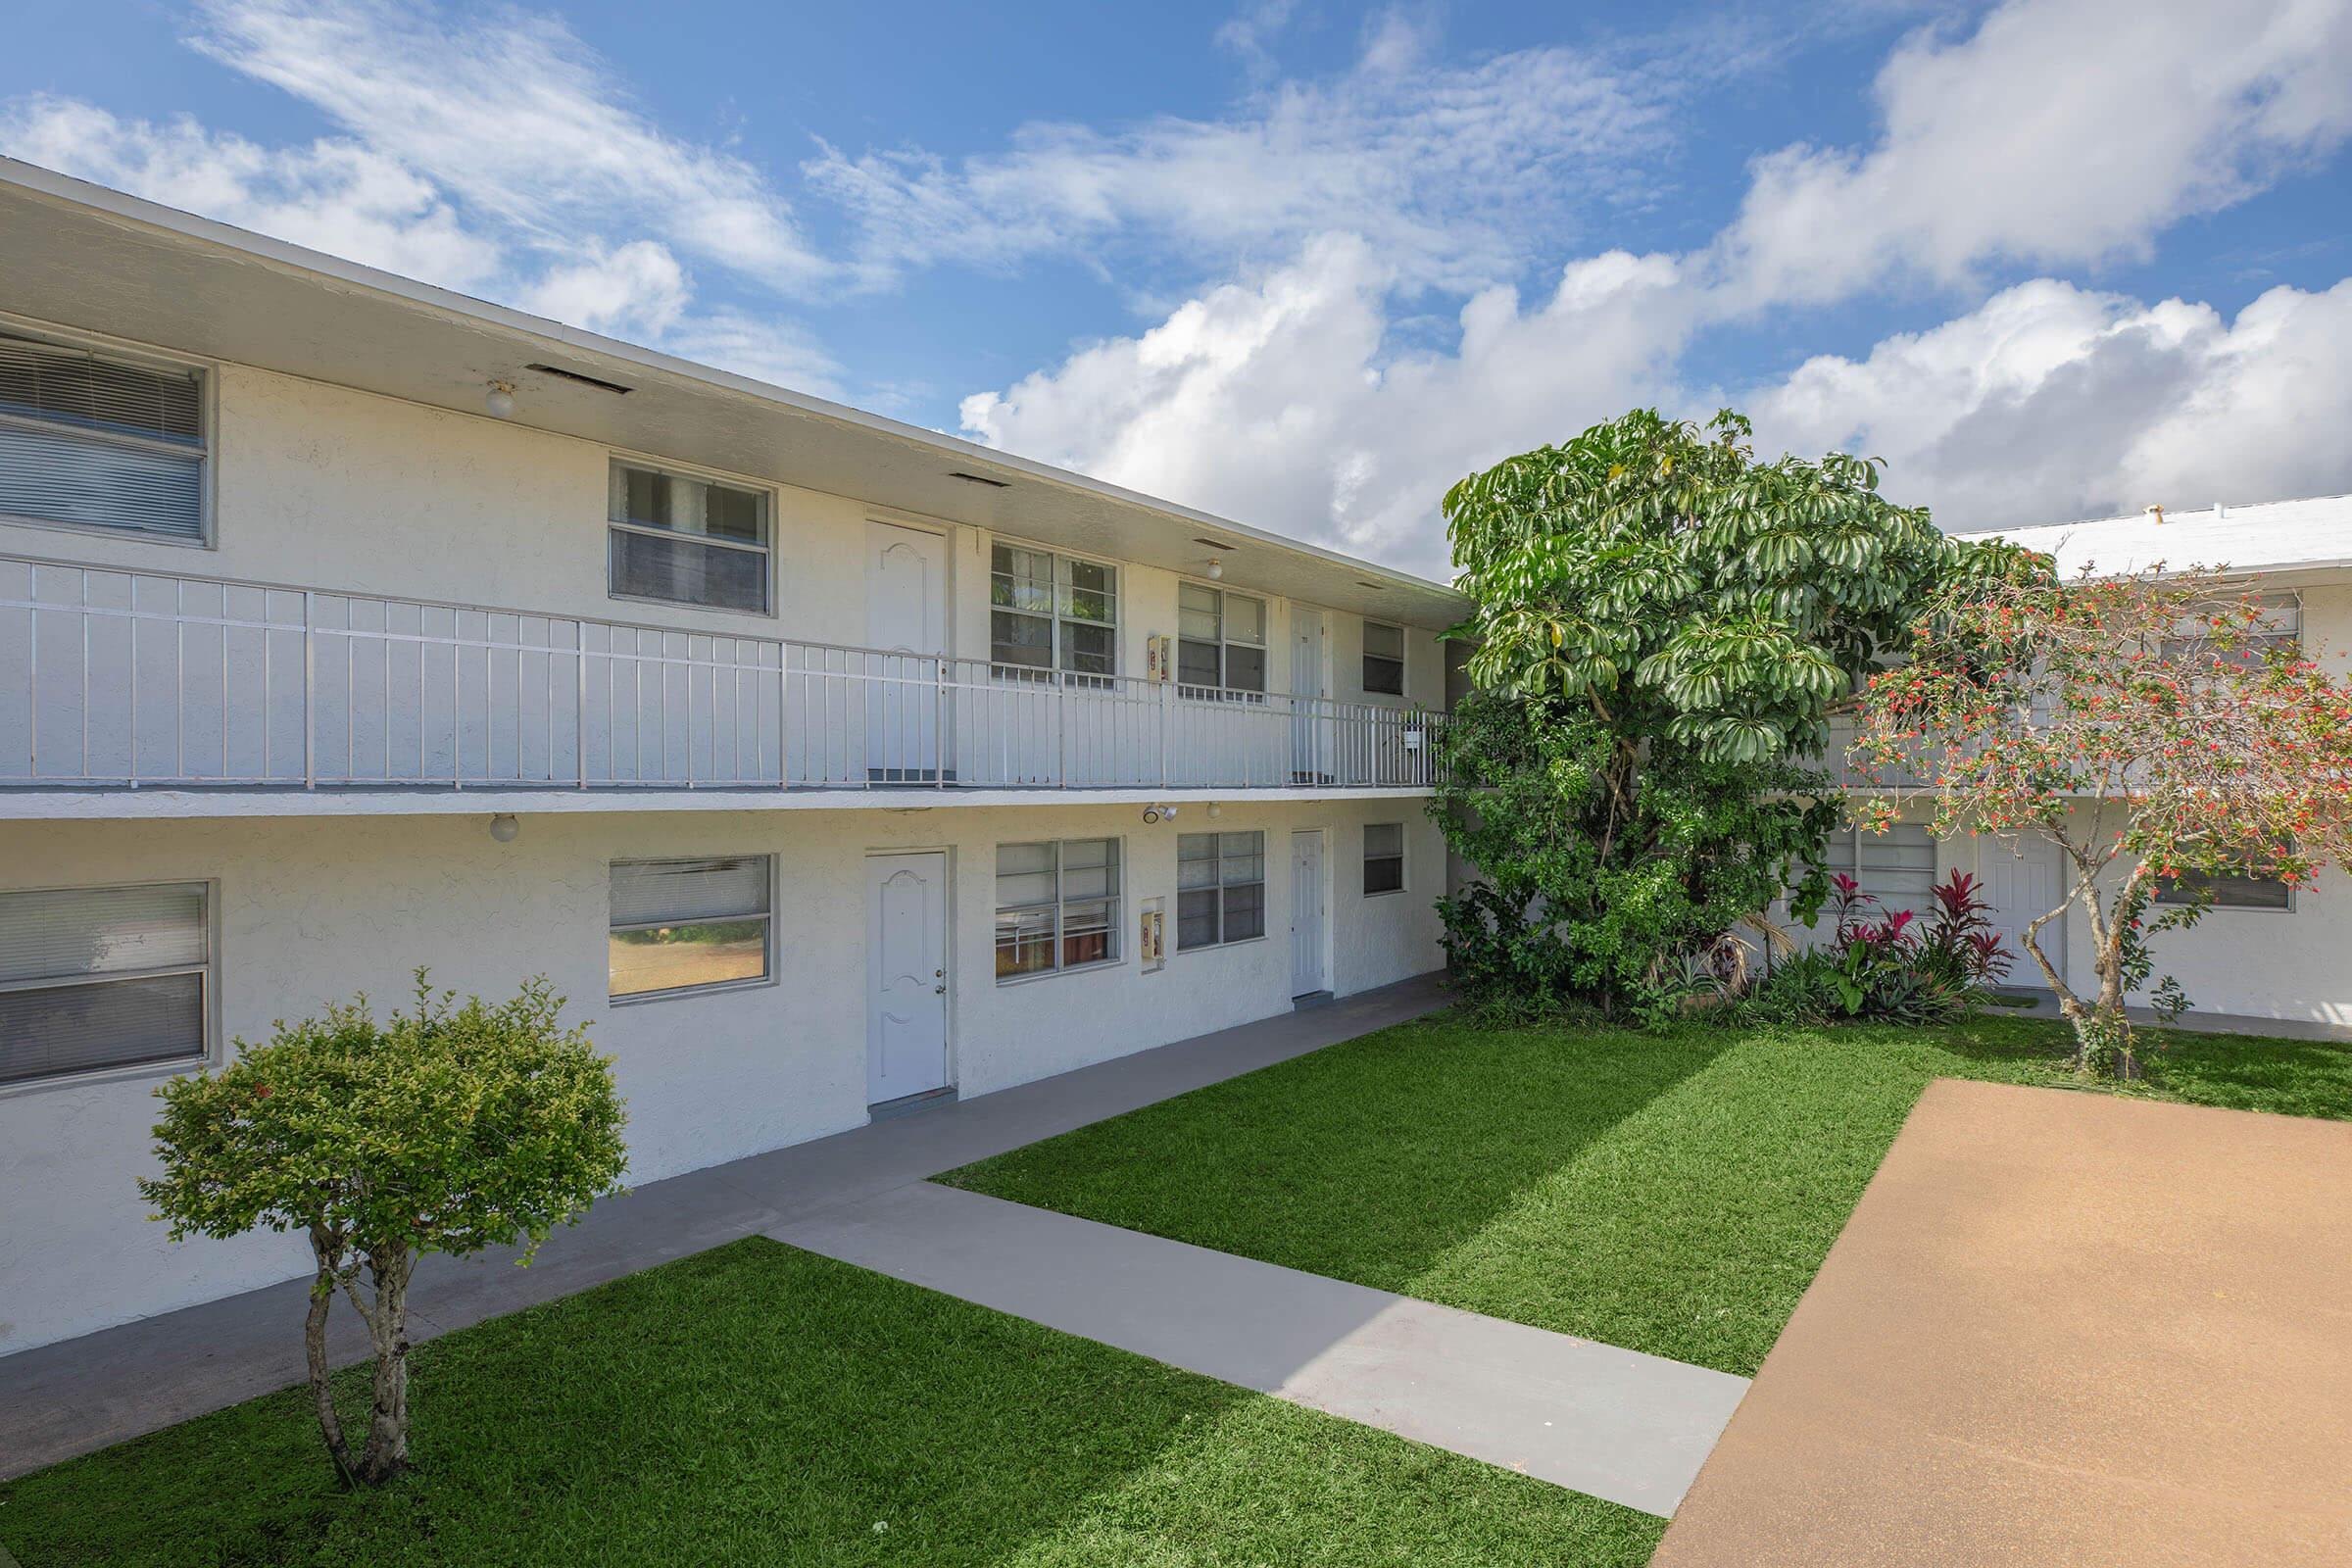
[866,851,950,1103]
[1291,828,1328,997]
[1975,833,2067,990]
[863,522,949,781]
[1290,607,1329,782]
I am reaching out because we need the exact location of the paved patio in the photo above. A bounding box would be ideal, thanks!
[3,974,1452,1480]
[1653,1077,2352,1566]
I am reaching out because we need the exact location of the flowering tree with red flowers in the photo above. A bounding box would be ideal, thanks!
[1852,562,2352,1074]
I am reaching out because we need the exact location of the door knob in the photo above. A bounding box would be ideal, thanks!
[934,983,947,995]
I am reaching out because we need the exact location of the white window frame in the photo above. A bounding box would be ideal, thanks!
[0,317,215,550]
[995,837,1124,982]
[0,878,216,1095]
[1177,830,1267,951]
[606,456,775,617]
[1817,823,1936,916]
[2154,848,2297,912]
[988,541,1120,683]
[1177,582,1268,699]
[1363,822,1406,897]
[1361,620,1406,697]
[608,854,777,1004]
[2162,591,2302,667]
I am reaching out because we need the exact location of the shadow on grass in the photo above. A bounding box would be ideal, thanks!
[0,1239,1659,1568]
[942,1015,1732,1298]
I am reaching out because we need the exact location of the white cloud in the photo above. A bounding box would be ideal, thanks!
[1715,0,2352,307]
[189,0,832,295]
[808,23,1677,294]
[963,236,1697,577]
[1750,275,2352,529]
[519,240,689,339]
[0,95,501,286]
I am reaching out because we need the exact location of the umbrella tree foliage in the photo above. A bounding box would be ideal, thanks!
[1852,564,2352,1074]
[1434,409,2034,1017]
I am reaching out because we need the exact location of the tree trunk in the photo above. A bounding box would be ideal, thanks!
[304,1232,356,1485]
[353,1247,416,1485]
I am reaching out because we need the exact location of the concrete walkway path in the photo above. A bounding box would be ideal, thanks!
[1653,1078,2352,1566]
[774,1181,1749,1515]
[5,975,1451,1478]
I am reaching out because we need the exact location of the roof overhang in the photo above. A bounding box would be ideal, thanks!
[0,159,1467,627]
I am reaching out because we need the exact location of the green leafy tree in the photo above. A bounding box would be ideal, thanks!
[141,975,628,1486]
[1436,408,2034,1015]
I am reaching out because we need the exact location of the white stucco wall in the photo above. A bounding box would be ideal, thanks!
[0,800,1442,1355]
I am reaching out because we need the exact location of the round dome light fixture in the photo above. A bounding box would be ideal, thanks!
[1205,558,1224,581]
[488,812,520,843]
[485,381,516,419]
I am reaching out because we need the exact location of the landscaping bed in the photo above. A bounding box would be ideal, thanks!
[0,1238,1660,1567]
[943,1012,2352,1377]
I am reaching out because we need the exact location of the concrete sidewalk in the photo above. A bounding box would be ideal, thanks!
[1653,1078,2352,1566]
[774,1182,1748,1515]
[1,973,1449,1480]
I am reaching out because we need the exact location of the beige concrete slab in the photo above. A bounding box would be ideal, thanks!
[1654,1078,2352,1567]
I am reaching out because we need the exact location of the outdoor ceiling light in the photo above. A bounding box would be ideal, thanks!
[1205,558,1225,580]
[488,812,520,842]
[484,381,516,419]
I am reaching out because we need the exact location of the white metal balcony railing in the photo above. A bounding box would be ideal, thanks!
[0,556,1443,795]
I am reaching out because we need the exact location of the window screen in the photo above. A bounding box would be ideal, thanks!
[0,883,210,1087]
[1363,822,1404,895]
[1362,621,1405,696]
[608,462,770,613]
[0,331,206,541]
[996,839,1121,978]
[610,856,772,998]
[1178,831,1265,949]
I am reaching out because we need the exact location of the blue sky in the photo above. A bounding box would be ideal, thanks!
[6,0,2352,578]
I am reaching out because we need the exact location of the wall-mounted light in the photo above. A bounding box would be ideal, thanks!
[1143,805,1181,824]
[488,812,520,843]
[1206,803,1223,819]
[1205,559,1224,581]
[485,381,516,419]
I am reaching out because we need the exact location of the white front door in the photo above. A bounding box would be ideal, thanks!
[864,522,949,780]
[1290,609,1328,782]
[1976,834,2067,989]
[866,851,950,1103]
[1291,829,1328,996]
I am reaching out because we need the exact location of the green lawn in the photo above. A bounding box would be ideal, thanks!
[943,1011,2352,1377]
[0,1238,1661,1568]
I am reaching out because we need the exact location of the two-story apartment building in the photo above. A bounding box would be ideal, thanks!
[0,162,1459,1355]
[1819,494,2352,1036]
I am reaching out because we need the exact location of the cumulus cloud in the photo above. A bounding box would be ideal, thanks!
[1714,0,2352,307]
[1750,276,2352,529]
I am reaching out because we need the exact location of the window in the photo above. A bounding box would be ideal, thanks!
[1178,831,1265,950]
[0,329,206,542]
[1362,620,1406,696]
[1363,823,1405,895]
[1818,824,1936,916]
[991,545,1117,679]
[609,856,772,999]
[608,461,771,613]
[1178,583,1267,695]
[2155,854,2294,911]
[2162,593,2301,667]
[0,883,210,1089]
[996,839,1121,979]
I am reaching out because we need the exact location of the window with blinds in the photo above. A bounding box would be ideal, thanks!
[608,461,771,613]
[1819,824,1936,916]
[990,545,1117,681]
[1363,822,1405,895]
[996,838,1121,979]
[609,856,772,999]
[1362,620,1405,696]
[0,882,211,1089]
[0,330,207,542]
[1177,831,1265,950]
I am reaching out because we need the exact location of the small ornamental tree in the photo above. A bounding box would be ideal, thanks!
[1854,564,2352,1074]
[141,975,627,1485]
[1435,408,2033,1015]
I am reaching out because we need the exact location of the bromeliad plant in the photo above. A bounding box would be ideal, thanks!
[1854,562,2352,1075]
[141,974,628,1486]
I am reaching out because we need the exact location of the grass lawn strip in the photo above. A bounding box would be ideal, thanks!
[0,1238,1661,1568]
[942,1013,2352,1376]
